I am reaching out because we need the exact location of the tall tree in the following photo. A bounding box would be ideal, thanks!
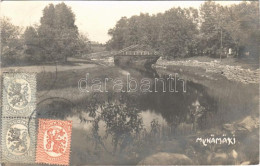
[38,3,79,62]
[23,26,39,53]
[23,26,42,62]
[226,1,259,59]
[76,32,91,55]
[199,1,235,58]
[107,17,128,50]
[159,7,198,58]
[1,17,22,65]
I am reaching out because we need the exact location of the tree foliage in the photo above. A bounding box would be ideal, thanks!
[107,1,259,60]
[199,1,259,59]
[107,8,199,58]
[1,17,22,65]
[159,8,198,58]
[23,26,42,62]
[38,3,79,62]
[1,3,91,66]
[226,1,259,59]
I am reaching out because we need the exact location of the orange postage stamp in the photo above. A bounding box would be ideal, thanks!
[36,119,72,165]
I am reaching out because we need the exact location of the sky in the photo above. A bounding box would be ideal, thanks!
[1,1,243,43]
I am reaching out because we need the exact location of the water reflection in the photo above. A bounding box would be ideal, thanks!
[116,65,159,78]
[137,79,217,131]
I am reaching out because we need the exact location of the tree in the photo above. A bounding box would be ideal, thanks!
[23,27,38,54]
[159,7,198,58]
[38,3,79,62]
[76,33,91,56]
[199,1,235,58]
[226,1,259,59]
[107,17,128,50]
[199,1,259,60]
[1,17,22,66]
[22,26,46,63]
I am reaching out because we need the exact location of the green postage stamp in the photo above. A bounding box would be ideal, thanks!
[1,118,36,163]
[2,73,36,117]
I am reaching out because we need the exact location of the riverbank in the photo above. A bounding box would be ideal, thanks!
[154,57,259,84]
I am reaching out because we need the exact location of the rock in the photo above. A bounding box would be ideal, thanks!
[156,59,259,84]
[223,123,236,133]
[238,132,259,162]
[213,153,228,160]
[210,152,229,164]
[231,149,238,159]
[223,116,259,134]
[137,152,192,165]
[156,140,183,153]
[240,161,251,165]
[236,116,258,132]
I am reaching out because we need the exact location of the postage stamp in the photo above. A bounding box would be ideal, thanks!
[36,119,72,166]
[1,118,36,163]
[2,73,36,117]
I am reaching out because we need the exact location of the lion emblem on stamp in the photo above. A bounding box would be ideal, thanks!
[7,79,31,110]
[2,73,36,117]
[36,119,72,165]
[6,124,30,155]
[1,118,36,163]
[44,126,68,157]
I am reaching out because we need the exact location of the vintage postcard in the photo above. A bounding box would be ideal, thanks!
[0,0,259,165]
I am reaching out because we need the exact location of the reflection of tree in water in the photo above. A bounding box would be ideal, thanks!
[87,78,217,154]
[37,98,74,119]
[36,96,138,155]
[136,77,217,131]
[91,102,143,154]
[36,75,217,155]
[119,66,159,78]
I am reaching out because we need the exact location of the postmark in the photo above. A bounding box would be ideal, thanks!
[1,118,36,163]
[36,119,72,165]
[2,73,36,117]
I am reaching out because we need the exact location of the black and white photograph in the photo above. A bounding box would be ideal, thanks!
[0,0,259,165]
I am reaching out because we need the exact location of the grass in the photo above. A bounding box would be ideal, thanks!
[37,66,122,91]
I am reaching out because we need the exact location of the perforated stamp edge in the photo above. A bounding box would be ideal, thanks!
[2,72,37,118]
[1,117,36,163]
[36,119,72,166]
